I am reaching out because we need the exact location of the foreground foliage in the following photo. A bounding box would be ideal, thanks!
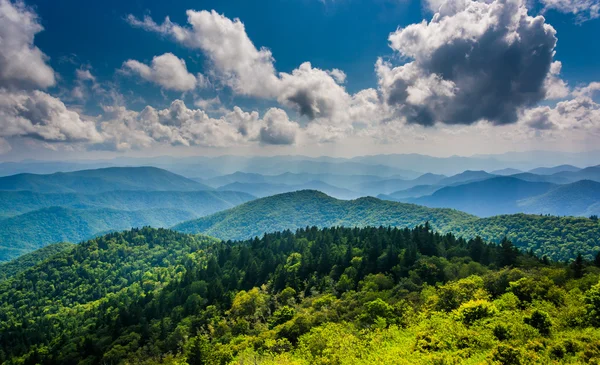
[1,226,600,364]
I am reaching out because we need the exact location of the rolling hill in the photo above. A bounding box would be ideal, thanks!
[529,164,581,175]
[0,242,75,281]
[0,166,211,193]
[3,227,596,364]
[437,170,496,186]
[410,177,557,217]
[553,165,600,183]
[173,190,475,241]
[379,184,443,200]
[174,190,600,260]
[0,206,201,262]
[353,173,447,195]
[217,180,360,199]
[0,190,254,219]
[518,180,600,216]
[0,190,254,262]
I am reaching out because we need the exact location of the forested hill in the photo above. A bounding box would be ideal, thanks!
[0,242,74,281]
[0,190,254,219]
[173,190,476,240]
[0,207,197,261]
[173,190,600,261]
[446,214,600,261]
[2,226,600,364]
[0,166,211,193]
[0,190,254,262]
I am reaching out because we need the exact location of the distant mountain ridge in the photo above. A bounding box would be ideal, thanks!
[409,177,557,217]
[0,166,211,194]
[0,190,254,219]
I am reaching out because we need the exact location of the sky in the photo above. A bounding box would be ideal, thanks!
[0,0,600,161]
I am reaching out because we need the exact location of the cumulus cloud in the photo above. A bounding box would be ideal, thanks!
[378,0,558,126]
[0,89,103,143]
[540,0,600,23]
[520,96,600,133]
[127,10,369,127]
[259,108,300,145]
[0,0,55,90]
[122,53,199,92]
[544,61,570,100]
[71,67,98,101]
[573,81,600,98]
[97,99,300,150]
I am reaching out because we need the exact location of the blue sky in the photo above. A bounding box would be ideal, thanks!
[0,0,599,160]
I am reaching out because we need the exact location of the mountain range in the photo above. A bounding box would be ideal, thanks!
[0,166,212,193]
[1,160,600,263]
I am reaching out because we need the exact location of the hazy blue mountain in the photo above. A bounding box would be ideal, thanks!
[217,181,360,200]
[0,206,200,262]
[507,172,571,184]
[379,184,443,200]
[0,190,254,219]
[173,190,475,241]
[518,180,600,216]
[529,164,581,175]
[437,170,497,186]
[0,242,75,281]
[552,165,600,183]
[491,168,523,175]
[352,173,447,195]
[410,177,556,217]
[0,167,211,194]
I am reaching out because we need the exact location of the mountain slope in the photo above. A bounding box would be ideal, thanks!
[446,213,600,260]
[1,227,597,364]
[507,172,571,184]
[0,190,254,219]
[553,165,600,183]
[0,242,75,281]
[0,207,198,261]
[175,190,600,260]
[518,180,600,216]
[217,181,360,199]
[491,168,523,175]
[174,190,476,241]
[438,170,496,186]
[529,164,581,175]
[0,166,211,193]
[410,177,557,217]
[353,173,447,195]
[381,184,443,200]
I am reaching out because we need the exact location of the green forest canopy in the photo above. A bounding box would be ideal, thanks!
[1,226,600,364]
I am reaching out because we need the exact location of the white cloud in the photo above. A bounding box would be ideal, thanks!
[71,67,98,101]
[540,0,600,23]
[379,0,558,126]
[123,53,198,92]
[259,108,300,145]
[572,81,600,98]
[128,11,280,97]
[127,10,369,127]
[0,0,55,90]
[327,68,347,84]
[97,100,301,150]
[544,61,570,100]
[0,89,103,143]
